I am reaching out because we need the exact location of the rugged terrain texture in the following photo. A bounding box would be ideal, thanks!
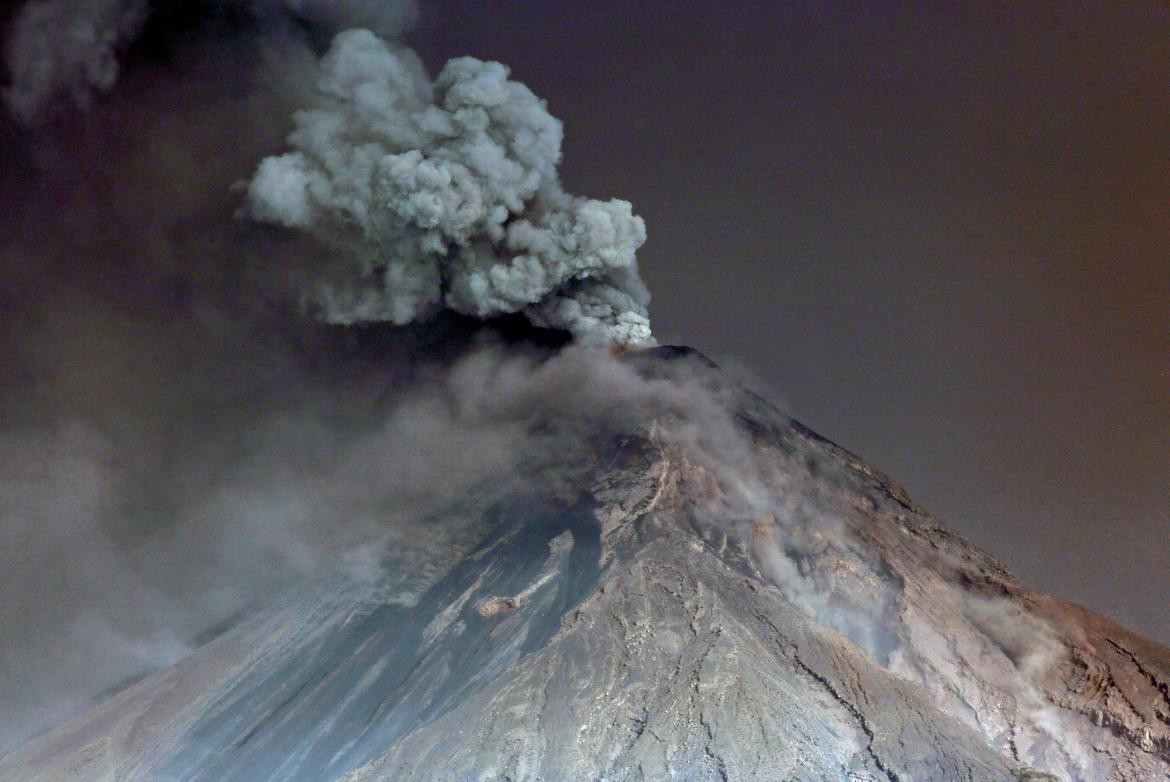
[2,347,1167,781]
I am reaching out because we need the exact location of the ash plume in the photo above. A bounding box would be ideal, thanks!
[4,0,653,344]
[244,29,652,345]
[0,0,653,751]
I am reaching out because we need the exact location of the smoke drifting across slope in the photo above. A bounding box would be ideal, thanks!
[0,0,657,752]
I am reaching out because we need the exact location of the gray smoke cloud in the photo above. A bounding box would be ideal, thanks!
[0,0,420,751]
[1,0,417,123]
[2,0,148,123]
[244,28,653,344]
[4,0,652,344]
[0,0,654,751]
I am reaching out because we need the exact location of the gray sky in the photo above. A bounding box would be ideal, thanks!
[413,0,1170,643]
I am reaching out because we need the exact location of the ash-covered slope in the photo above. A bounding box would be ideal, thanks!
[2,347,1167,782]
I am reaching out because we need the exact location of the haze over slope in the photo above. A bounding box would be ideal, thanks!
[3,345,1168,781]
[0,0,659,753]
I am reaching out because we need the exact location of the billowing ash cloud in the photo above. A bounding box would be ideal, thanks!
[3,0,652,343]
[245,29,653,345]
[2,0,148,123]
[0,0,659,754]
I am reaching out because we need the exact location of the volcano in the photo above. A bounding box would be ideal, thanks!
[1,346,1166,782]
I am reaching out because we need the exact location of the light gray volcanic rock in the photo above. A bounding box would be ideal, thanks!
[2,347,1167,782]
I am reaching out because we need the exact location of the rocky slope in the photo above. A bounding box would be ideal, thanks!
[2,346,1167,781]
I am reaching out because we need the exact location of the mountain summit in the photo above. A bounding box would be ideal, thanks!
[2,346,1166,782]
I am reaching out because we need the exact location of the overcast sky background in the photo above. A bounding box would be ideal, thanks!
[412,1,1169,643]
